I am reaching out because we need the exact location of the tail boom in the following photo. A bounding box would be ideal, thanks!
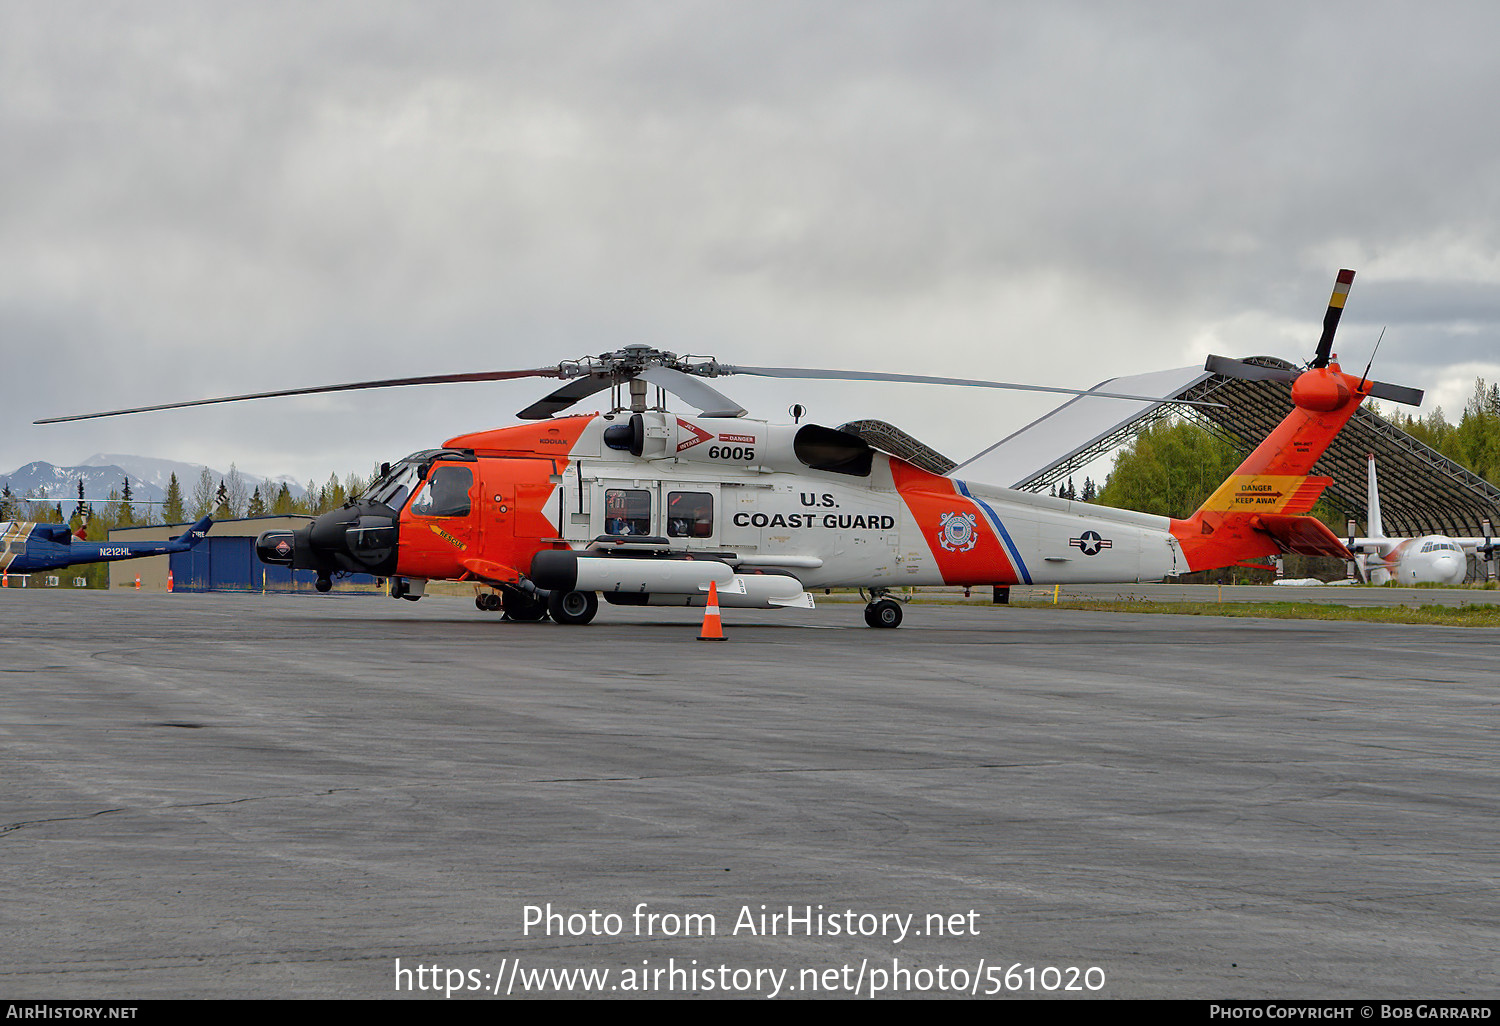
[1171,363,1367,571]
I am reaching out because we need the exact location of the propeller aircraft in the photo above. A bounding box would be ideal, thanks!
[39,270,1422,627]
[1347,455,1496,585]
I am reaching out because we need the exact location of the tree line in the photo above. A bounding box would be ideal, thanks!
[0,466,376,532]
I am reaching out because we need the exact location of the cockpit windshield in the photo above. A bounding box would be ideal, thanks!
[364,459,424,511]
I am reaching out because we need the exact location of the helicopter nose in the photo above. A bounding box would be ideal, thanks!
[255,528,304,566]
[255,507,399,576]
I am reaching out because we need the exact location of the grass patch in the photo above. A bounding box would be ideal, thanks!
[1006,598,1500,627]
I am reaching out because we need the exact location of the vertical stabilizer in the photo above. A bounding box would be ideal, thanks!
[1365,454,1384,539]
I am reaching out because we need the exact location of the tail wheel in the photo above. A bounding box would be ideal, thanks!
[548,589,599,626]
[864,598,903,628]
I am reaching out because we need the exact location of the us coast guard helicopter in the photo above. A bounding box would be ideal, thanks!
[40,271,1422,627]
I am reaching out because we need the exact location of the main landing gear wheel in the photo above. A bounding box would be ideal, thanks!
[864,598,903,628]
[503,589,550,622]
[548,589,599,626]
[476,592,503,612]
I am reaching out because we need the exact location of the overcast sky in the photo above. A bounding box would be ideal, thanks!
[4,1,1499,485]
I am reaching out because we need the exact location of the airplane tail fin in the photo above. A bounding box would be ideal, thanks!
[1365,454,1384,539]
[1171,363,1369,569]
[174,516,213,547]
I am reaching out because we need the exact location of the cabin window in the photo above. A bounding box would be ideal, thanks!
[667,491,714,538]
[604,488,651,536]
[410,466,473,518]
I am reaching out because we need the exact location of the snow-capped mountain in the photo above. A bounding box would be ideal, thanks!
[2,456,305,508]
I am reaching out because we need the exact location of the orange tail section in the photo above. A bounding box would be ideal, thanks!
[1171,363,1367,570]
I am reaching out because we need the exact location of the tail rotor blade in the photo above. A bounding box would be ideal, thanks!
[1312,268,1355,368]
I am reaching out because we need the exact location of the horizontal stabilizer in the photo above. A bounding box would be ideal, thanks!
[1250,514,1352,559]
[1282,476,1333,515]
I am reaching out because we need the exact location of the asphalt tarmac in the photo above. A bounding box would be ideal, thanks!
[1,590,1496,1000]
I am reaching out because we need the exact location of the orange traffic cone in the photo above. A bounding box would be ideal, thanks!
[134,574,141,591]
[1,573,7,588]
[167,569,174,593]
[697,579,726,641]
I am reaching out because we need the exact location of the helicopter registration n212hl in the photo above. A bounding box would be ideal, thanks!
[41,270,1422,627]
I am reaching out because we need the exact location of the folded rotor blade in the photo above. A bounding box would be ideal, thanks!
[637,366,748,418]
[516,375,616,420]
[718,365,1225,408]
[35,367,567,424]
[1203,355,1300,384]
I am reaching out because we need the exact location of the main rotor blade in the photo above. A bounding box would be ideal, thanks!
[516,375,615,420]
[637,366,748,418]
[35,367,567,424]
[719,365,1225,408]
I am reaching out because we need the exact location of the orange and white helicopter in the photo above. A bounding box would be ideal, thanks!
[41,270,1421,627]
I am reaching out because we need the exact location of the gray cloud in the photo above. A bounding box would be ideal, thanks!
[4,1,1499,480]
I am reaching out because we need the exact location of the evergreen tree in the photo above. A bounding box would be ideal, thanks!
[272,482,295,517]
[247,486,266,518]
[1,484,14,520]
[322,472,347,511]
[213,480,231,519]
[119,478,135,526]
[1081,476,1096,502]
[163,473,185,524]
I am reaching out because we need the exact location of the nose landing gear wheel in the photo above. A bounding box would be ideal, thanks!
[864,598,903,628]
[548,589,599,625]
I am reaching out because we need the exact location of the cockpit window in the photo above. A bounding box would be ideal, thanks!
[410,466,474,518]
[365,461,423,510]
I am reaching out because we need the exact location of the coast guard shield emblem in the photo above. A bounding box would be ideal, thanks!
[939,511,978,552]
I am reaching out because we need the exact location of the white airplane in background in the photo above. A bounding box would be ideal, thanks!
[1348,455,1496,585]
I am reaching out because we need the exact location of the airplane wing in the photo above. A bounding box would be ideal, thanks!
[1348,537,1405,556]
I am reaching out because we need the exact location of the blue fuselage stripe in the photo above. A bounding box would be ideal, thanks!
[956,481,1032,584]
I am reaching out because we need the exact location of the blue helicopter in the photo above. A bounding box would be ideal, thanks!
[0,515,212,578]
